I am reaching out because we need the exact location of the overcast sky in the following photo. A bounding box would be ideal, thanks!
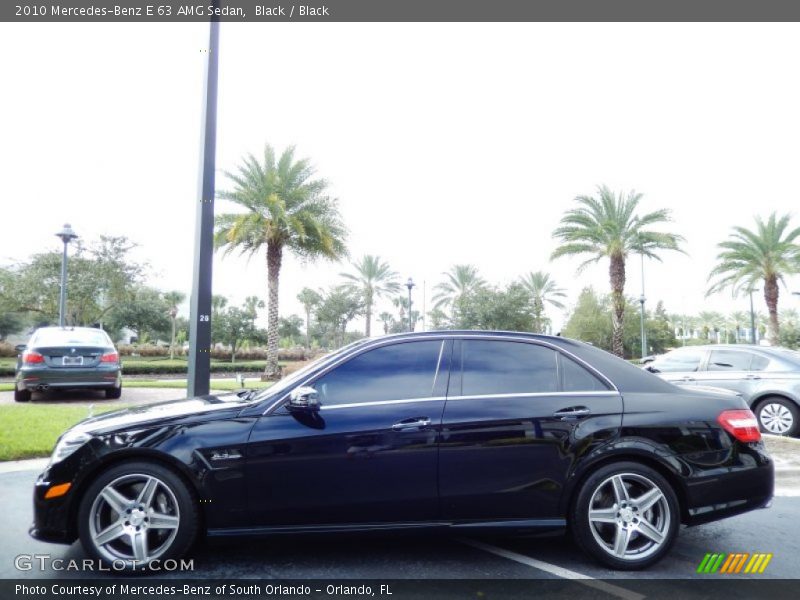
[2,22,800,332]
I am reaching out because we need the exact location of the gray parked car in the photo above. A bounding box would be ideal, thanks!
[14,327,122,402]
[645,344,800,436]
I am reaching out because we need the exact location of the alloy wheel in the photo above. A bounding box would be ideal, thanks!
[759,402,794,435]
[88,473,180,565]
[587,473,671,561]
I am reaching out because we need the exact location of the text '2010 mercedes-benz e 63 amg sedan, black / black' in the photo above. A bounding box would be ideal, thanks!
[30,331,773,570]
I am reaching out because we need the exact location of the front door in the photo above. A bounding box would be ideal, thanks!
[439,338,623,521]
[245,339,451,526]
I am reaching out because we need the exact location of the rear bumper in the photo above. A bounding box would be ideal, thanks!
[18,366,121,390]
[682,444,774,526]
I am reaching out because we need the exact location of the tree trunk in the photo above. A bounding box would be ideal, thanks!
[169,317,176,360]
[609,253,627,357]
[365,302,372,337]
[305,307,311,350]
[263,241,283,381]
[764,275,780,345]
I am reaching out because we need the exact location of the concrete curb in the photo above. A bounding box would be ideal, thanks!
[764,433,800,445]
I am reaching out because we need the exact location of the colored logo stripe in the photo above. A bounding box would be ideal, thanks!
[698,553,772,574]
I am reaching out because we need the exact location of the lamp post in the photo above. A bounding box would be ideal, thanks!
[638,236,647,359]
[749,288,759,344]
[405,277,415,332]
[55,223,78,327]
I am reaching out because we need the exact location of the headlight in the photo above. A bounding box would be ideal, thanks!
[50,431,93,465]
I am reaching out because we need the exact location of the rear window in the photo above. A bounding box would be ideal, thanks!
[32,329,112,347]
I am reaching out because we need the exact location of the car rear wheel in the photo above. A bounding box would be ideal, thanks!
[105,384,122,400]
[14,386,31,403]
[571,461,680,570]
[78,461,198,571]
[756,397,799,436]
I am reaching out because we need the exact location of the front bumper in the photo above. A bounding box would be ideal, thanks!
[31,470,77,545]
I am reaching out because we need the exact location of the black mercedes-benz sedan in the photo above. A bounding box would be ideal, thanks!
[30,331,773,571]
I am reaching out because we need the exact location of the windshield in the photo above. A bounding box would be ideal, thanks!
[251,338,371,402]
[31,328,113,347]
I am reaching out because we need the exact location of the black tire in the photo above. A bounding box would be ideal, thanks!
[571,461,680,570]
[755,396,800,437]
[105,384,122,400]
[14,386,31,403]
[77,461,199,572]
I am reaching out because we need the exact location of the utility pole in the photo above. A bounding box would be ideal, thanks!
[188,9,219,397]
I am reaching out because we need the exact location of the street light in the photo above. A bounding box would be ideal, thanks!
[749,288,760,344]
[55,223,78,327]
[405,277,415,332]
[638,235,647,359]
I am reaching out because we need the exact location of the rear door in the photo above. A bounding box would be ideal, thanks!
[438,338,623,521]
[694,348,766,402]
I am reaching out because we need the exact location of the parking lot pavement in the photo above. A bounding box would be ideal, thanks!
[0,387,185,406]
[2,467,799,586]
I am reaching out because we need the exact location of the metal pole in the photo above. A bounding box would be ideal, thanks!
[58,241,68,327]
[408,286,413,332]
[188,12,220,397]
[749,290,756,345]
[639,244,647,358]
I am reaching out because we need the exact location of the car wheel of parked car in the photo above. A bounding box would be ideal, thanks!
[571,461,680,570]
[105,384,122,400]
[755,397,799,437]
[14,386,31,403]
[78,461,198,570]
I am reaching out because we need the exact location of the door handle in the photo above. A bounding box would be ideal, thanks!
[680,376,695,382]
[391,417,431,431]
[745,374,761,380]
[552,406,591,419]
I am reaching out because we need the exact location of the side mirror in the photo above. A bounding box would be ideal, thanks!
[14,344,26,354]
[288,386,320,412]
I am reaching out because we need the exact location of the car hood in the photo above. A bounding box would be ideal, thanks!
[71,392,254,435]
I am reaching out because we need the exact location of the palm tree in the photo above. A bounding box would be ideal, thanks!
[243,295,265,329]
[163,291,185,360]
[433,264,486,326]
[297,287,323,350]
[215,145,348,379]
[378,311,393,334]
[707,213,800,346]
[519,271,566,333]
[551,185,684,357]
[697,310,724,343]
[341,255,401,336]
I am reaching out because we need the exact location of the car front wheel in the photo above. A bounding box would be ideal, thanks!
[571,461,680,570]
[756,397,799,437]
[78,461,198,571]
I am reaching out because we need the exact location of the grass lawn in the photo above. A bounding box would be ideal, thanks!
[0,403,128,461]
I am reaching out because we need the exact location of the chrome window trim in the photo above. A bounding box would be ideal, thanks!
[431,340,445,395]
[264,333,619,415]
[445,390,619,402]
[321,396,448,410]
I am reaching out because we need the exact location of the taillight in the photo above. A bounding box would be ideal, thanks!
[718,409,761,442]
[22,351,45,364]
[100,352,119,363]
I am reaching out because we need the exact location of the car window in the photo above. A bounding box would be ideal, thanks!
[32,328,112,347]
[708,350,752,371]
[560,355,610,392]
[750,354,771,371]
[313,340,443,406]
[649,348,704,373]
[461,340,558,396]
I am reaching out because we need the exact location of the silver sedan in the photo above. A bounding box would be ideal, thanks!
[645,344,800,436]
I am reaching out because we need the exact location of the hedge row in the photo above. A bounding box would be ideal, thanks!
[117,344,311,361]
[0,360,271,378]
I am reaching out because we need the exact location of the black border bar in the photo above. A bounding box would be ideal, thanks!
[4,0,800,23]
